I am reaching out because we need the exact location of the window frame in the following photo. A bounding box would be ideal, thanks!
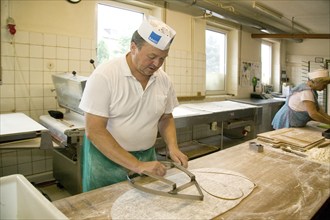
[205,24,228,96]
[261,40,273,85]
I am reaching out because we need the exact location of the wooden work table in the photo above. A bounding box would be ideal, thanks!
[53,126,330,219]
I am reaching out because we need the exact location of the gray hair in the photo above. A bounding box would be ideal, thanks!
[131,31,146,50]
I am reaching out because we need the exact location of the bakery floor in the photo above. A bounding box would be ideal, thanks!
[33,180,72,202]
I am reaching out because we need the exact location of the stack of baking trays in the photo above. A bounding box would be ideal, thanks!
[257,128,330,152]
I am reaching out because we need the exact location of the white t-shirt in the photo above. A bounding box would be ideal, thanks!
[79,56,179,151]
[288,89,315,111]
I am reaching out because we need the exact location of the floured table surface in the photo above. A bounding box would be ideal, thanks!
[53,128,330,219]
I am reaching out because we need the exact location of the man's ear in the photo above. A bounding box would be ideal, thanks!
[130,42,138,55]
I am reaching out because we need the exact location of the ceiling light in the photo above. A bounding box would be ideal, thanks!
[253,1,283,19]
[205,10,225,20]
[260,28,270,34]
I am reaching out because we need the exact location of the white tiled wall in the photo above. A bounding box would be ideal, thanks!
[0,149,53,178]
[1,29,95,120]
[167,49,206,97]
[0,28,95,179]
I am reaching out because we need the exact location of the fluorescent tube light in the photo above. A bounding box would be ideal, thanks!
[260,28,270,34]
[253,1,283,19]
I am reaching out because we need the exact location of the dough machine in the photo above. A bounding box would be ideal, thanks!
[40,72,87,195]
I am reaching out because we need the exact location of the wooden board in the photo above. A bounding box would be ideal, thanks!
[257,127,324,149]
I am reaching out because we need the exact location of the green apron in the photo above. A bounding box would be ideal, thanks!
[81,135,157,192]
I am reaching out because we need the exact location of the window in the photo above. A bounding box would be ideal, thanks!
[205,27,227,95]
[261,41,272,85]
[97,3,147,64]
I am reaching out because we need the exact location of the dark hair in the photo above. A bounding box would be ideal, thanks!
[131,31,146,50]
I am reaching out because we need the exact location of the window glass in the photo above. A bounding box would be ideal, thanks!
[261,41,272,85]
[205,28,227,95]
[97,3,145,64]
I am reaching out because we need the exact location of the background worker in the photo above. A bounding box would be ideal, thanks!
[79,16,188,191]
[272,69,330,129]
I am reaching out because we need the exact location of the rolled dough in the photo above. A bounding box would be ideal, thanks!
[111,168,256,219]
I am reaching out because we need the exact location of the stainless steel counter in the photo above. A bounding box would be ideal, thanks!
[174,101,261,128]
[229,98,285,133]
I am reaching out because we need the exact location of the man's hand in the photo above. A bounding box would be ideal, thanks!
[136,161,167,176]
[169,148,188,168]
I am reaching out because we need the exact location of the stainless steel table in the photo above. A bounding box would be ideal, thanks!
[173,101,261,149]
[230,98,285,133]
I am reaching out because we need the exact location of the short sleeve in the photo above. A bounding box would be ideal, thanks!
[300,90,315,102]
[79,73,111,117]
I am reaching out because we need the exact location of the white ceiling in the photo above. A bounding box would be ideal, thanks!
[141,0,330,35]
[235,0,330,34]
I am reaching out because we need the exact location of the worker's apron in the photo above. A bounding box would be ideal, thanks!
[81,136,157,192]
[272,83,318,129]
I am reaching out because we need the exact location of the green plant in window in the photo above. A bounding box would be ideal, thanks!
[97,40,110,64]
[114,36,131,57]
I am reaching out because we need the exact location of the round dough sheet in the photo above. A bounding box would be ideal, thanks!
[111,168,256,219]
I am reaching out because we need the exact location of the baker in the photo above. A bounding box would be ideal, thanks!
[272,69,330,129]
[79,16,188,191]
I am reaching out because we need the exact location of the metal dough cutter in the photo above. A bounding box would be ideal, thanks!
[127,161,204,201]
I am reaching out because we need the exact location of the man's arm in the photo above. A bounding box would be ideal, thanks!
[158,113,188,167]
[85,112,166,176]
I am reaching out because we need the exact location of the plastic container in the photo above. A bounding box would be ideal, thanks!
[0,174,68,219]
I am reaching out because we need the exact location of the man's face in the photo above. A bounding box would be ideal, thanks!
[131,42,169,77]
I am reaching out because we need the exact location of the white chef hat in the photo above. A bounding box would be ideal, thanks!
[308,69,330,80]
[137,16,176,50]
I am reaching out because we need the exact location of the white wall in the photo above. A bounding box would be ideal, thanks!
[237,31,261,97]
[165,10,206,97]
[287,39,330,57]
[226,29,240,96]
